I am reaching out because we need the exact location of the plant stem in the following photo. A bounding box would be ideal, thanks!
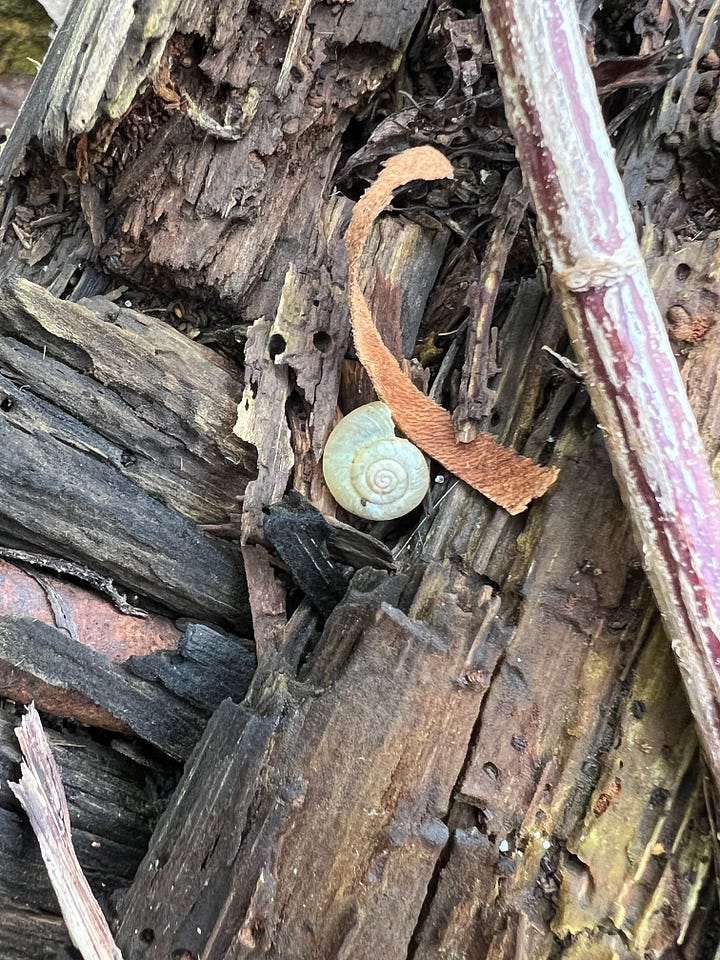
[481,0,720,789]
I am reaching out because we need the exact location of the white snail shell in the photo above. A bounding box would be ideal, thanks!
[322,402,430,521]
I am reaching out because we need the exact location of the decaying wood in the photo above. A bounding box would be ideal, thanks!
[115,285,719,958]
[0,0,453,654]
[0,617,205,759]
[453,167,528,440]
[9,705,123,960]
[116,567,502,959]
[0,276,252,628]
[2,0,720,957]
[0,0,176,179]
[128,622,256,715]
[0,554,256,737]
[0,555,180,729]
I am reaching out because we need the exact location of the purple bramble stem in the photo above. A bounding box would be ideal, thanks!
[481,0,720,786]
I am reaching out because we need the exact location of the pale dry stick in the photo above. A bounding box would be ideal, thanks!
[9,704,124,960]
[481,0,720,790]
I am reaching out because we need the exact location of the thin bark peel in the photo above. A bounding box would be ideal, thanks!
[481,0,720,787]
[345,146,558,515]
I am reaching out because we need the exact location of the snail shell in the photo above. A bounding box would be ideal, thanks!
[322,402,430,521]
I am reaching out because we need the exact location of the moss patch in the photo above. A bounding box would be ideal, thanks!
[0,0,52,74]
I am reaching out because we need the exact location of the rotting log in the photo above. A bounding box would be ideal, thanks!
[1,0,720,958]
[0,568,255,949]
[114,284,720,959]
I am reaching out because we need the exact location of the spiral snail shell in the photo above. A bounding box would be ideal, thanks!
[322,402,430,521]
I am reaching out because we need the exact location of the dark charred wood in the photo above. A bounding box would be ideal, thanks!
[0,617,206,759]
[128,622,256,714]
[263,492,350,619]
[0,276,253,629]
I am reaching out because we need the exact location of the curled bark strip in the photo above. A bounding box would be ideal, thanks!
[9,704,124,960]
[344,146,558,515]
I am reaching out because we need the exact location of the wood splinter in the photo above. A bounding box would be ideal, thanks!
[9,703,124,960]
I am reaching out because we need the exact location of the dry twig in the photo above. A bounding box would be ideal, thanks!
[482,0,720,789]
[453,167,529,441]
[8,704,124,960]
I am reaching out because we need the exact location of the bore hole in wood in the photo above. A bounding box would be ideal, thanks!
[313,331,332,353]
[675,262,691,281]
[268,334,287,359]
[140,928,155,944]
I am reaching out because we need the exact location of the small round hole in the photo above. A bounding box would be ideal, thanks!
[675,262,691,281]
[140,928,155,944]
[313,331,332,353]
[483,761,500,781]
[268,334,286,359]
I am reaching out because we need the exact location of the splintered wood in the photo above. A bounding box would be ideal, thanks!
[345,146,558,515]
[9,704,124,960]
